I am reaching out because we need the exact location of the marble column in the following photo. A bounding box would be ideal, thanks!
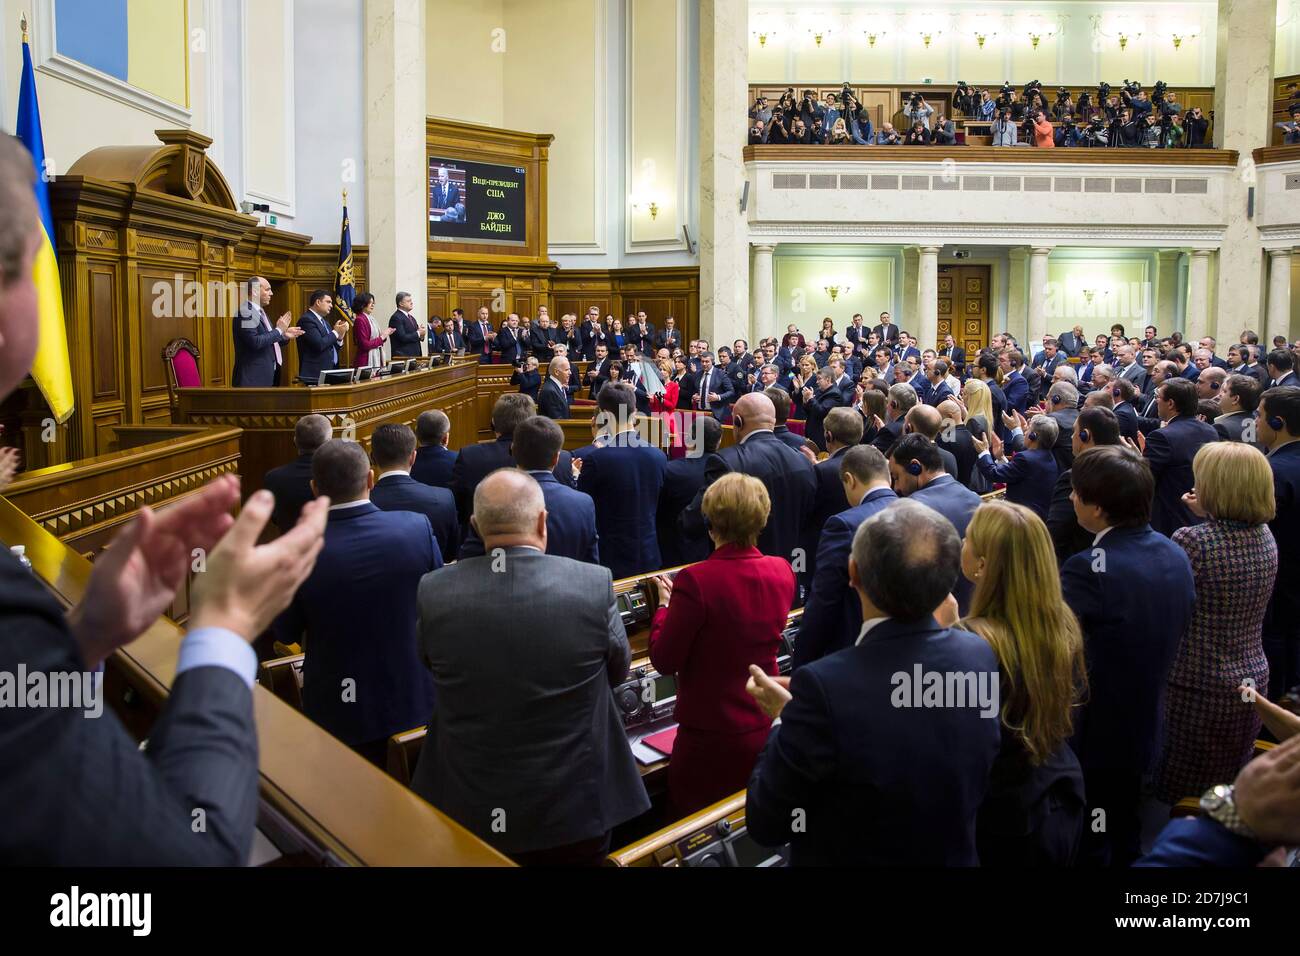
[1027,247,1052,344]
[1153,250,1182,336]
[364,0,427,357]
[1185,248,1213,343]
[1213,0,1277,334]
[699,0,750,348]
[750,244,776,342]
[917,246,940,350]
[1006,248,1028,344]
[1266,247,1294,346]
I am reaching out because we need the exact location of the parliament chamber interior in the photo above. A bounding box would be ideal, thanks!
[1,0,1300,929]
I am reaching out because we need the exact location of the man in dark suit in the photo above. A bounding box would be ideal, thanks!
[451,393,573,527]
[368,424,460,561]
[765,386,807,451]
[494,313,527,366]
[579,308,603,361]
[974,414,1060,520]
[459,416,599,564]
[1260,386,1300,698]
[872,310,900,345]
[538,356,572,419]
[528,314,558,361]
[656,415,722,568]
[1032,337,1067,378]
[443,308,467,353]
[998,350,1029,416]
[466,307,496,363]
[794,446,899,667]
[575,384,667,580]
[1106,376,1141,441]
[746,501,1001,865]
[263,413,332,532]
[1267,348,1299,388]
[586,342,612,399]
[893,331,921,364]
[800,366,846,451]
[844,314,870,355]
[926,358,956,406]
[691,351,736,418]
[1213,374,1263,445]
[799,408,862,587]
[412,410,457,489]
[1062,446,1194,866]
[619,345,653,414]
[1044,380,1081,471]
[274,440,442,764]
[295,289,349,383]
[1047,406,1121,565]
[654,316,683,352]
[870,382,918,456]
[232,276,304,386]
[412,469,649,865]
[680,392,816,567]
[971,354,1008,437]
[1143,377,1221,536]
[905,405,960,479]
[1057,325,1086,358]
[431,166,460,212]
[388,291,425,358]
[934,399,979,487]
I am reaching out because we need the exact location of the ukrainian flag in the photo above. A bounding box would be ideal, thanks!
[334,193,356,322]
[16,30,74,424]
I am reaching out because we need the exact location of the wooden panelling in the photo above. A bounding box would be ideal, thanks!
[88,267,119,400]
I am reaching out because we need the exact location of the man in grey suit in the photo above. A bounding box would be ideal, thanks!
[412,469,650,865]
[0,135,332,865]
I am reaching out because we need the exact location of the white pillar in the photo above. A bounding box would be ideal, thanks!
[1186,248,1213,343]
[902,247,919,333]
[1154,249,1182,335]
[364,0,427,357]
[1027,246,1052,344]
[750,244,776,342]
[1213,0,1277,333]
[918,246,940,351]
[700,0,750,348]
[1266,247,1293,346]
[1006,247,1028,344]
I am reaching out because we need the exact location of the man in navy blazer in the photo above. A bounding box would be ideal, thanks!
[746,501,1001,865]
[459,416,599,565]
[799,409,861,588]
[1267,348,1299,388]
[680,393,816,569]
[451,394,573,527]
[466,307,496,363]
[411,410,457,489]
[368,424,460,561]
[656,416,721,568]
[1260,387,1300,697]
[296,290,349,383]
[263,414,331,532]
[574,384,667,579]
[1143,377,1221,536]
[691,352,736,417]
[794,446,898,668]
[1062,446,1194,866]
[925,359,956,406]
[1000,351,1030,415]
[764,387,808,452]
[274,440,442,765]
[940,334,966,375]
[232,277,303,387]
[537,357,572,419]
[974,414,1061,520]
[388,292,425,358]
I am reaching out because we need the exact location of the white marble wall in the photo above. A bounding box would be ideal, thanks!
[364,0,427,352]
[699,0,750,347]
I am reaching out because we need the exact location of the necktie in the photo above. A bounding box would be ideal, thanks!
[263,310,282,365]
[325,315,337,364]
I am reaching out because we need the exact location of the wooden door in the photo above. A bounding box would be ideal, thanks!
[936,264,990,357]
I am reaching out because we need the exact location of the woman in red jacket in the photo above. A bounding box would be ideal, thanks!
[351,292,392,368]
[649,357,681,451]
[649,473,796,817]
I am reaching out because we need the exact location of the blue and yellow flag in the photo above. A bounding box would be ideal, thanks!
[16,24,74,424]
[334,193,355,322]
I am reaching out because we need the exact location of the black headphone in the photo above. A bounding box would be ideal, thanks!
[1078,427,1090,443]
[1050,393,1063,405]
[906,459,923,476]
[1210,379,1221,390]
[1269,415,1285,432]
[1111,385,1122,399]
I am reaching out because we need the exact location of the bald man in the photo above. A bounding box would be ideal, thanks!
[905,405,960,482]
[538,356,572,419]
[934,398,978,489]
[1195,365,1227,404]
[411,469,649,865]
[679,393,816,570]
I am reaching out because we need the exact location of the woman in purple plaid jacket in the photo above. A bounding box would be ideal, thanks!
[1154,443,1278,803]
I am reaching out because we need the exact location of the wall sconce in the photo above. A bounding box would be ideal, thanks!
[1029,33,1043,49]
[1169,29,1199,49]
[864,31,884,47]
[807,27,832,47]
[920,31,941,48]
[630,196,660,220]
[647,202,659,220]
[975,32,993,49]
[823,284,850,302]
[1081,288,1096,304]
[1117,32,1141,50]
[752,30,777,47]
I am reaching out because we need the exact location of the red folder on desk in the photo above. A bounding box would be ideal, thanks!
[642,727,678,756]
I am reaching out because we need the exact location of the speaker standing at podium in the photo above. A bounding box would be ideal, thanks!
[232,276,304,387]
[389,291,425,358]
[297,290,349,383]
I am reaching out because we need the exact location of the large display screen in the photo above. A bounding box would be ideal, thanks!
[428,157,527,246]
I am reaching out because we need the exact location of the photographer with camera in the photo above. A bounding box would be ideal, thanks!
[789,115,810,145]
[748,117,768,145]
[808,116,828,145]
[903,93,935,130]
[1121,81,1152,120]
[777,88,797,114]
[1138,111,1163,148]
[875,122,902,146]
[903,121,931,145]
[991,107,1018,146]
[1108,107,1139,147]
[749,94,772,126]
[841,88,875,145]
[1161,111,1185,148]
[977,88,996,121]
[766,108,790,144]
[1052,87,1075,121]
[1185,106,1211,147]
[1030,109,1055,148]
[1277,105,1300,145]
[1081,113,1110,148]
[1055,111,1083,147]
[931,112,957,146]
[954,81,979,116]
[1075,89,1095,121]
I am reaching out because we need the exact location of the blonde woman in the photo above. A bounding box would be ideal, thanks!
[790,355,820,424]
[1154,442,1278,803]
[828,117,853,144]
[649,473,796,817]
[960,500,1087,866]
[962,377,995,444]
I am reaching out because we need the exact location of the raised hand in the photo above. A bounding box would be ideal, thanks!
[0,445,20,494]
[746,665,793,720]
[275,312,293,330]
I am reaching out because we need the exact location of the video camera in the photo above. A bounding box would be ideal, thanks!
[1098,81,1111,99]
[1122,79,1141,96]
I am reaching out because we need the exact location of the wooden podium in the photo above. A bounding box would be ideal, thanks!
[172,361,479,497]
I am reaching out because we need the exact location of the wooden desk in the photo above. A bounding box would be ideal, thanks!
[0,492,512,867]
[173,361,479,498]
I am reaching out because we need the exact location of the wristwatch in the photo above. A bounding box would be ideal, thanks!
[1199,784,1256,839]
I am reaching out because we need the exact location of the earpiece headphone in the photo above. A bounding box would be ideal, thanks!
[1050,393,1063,405]
[1028,431,1039,442]
[906,460,923,476]
[1269,415,1285,432]
[1078,428,1091,443]
[1210,379,1221,390]
[1111,386,1122,399]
